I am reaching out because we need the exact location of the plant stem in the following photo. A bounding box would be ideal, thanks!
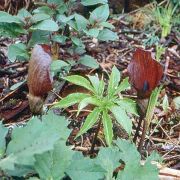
[90,119,102,155]
[138,118,147,153]
[133,116,143,143]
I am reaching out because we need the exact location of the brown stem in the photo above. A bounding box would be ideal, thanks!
[133,116,143,143]
[138,118,147,153]
[90,119,102,155]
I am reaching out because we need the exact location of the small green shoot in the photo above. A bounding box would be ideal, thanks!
[54,66,138,146]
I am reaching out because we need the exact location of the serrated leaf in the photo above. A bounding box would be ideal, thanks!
[116,77,130,93]
[64,75,95,92]
[53,93,90,109]
[81,0,107,6]
[89,4,109,24]
[3,112,70,170]
[77,96,100,116]
[98,29,118,41]
[96,147,120,179]
[0,123,8,158]
[79,55,99,69]
[66,152,105,180]
[116,98,138,116]
[31,19,59,31]
[8,43,29,62]
[108,66,121,97]
[34,141,74,180]
[76,107,101,138]
[110,106,132,135]
[102,111,113,146]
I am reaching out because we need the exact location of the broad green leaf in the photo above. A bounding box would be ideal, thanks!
[0,11,22,24]
[102,111,113,146]
[64,75,95,92]
[31,19,59,31]
[89,4,109,24]
[17,9,32,21]
[99,21,115,29]
[81,0,107,6]
[0,123,8,158]
[76,107,101,138]
[83,28,99,38]
[77,97,100,116]
[75,13,89,31]
[50,60,69,74]
[52,34,67,44]
[34,141,74,180]
[0,23,26,38]
[53,93,90,109]
[27,30,50,48]
[79,55,99,69]
[0,111,70,174]
[57,14,74,23]
[71,37,84,46]
[66,152,105,180]
[108,66,121,97]
[173,96,180,110]
[110,106,132,135]
[33,6,55,16]
[47,0,64,5]
[116,98,138,116]
[96,147,120,179]
[8,43,29,62]
[31,13,50,23]
[116,77,130,93]
[98,29,118,41]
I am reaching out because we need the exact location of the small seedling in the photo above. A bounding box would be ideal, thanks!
[54,66,138,150]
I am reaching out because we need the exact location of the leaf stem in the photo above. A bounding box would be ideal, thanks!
[90,119,102,155]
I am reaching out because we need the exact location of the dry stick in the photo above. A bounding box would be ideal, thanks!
[90,119,102,155]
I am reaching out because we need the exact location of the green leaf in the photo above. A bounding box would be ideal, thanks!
[162,94,169,112]
[81,0,108,6]
[31,19,59,31]
[102,111,113,146]
[98,79,105,97]
[50,60,69,74]
[0,123,8,158]
[116,98,138,116]
[53,93,90,109]
[0,111,70,174]
[88,75,100,94]
[17,9,32,21]
[76,107,101,138]
[27,30,50,48]
[77,97,100,116]
[146,87,162,128]
[66,152,105,180]
[57,14,74,23]
[173,96,180,110]
[10,80,26,91]
[98,29,118,41]
[116,77,130,93]
[108,66,121,97]
[0,11,22,24]
[8,43,29,62]
[31,13,50,23]
[83,28,99,38]
[33,6,55,16]
[52,34,67,44]
[79,55,99,69]
[75,13,89,31]
[34,141,74,180]
[96,147,120,179]
[110,106,132,135]
[99,21,115,29]
[71,37,84,46]
[64,75,95,92]
[89,4,109,24]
